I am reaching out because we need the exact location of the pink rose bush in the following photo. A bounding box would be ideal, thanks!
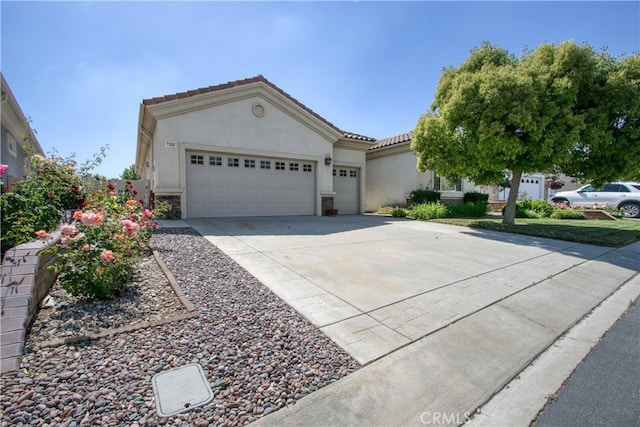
[40,181,158,299]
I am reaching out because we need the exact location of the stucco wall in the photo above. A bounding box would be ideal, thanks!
[1,124,27,188]
[366,146,483,211]
[1,75,43,189]
[151,96,335,195]
[365,149,433,211]
[333,146,365,166]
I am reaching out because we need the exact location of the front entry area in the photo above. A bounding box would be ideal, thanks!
[186,152,315,217]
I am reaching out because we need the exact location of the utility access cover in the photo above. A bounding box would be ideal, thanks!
[152,363,214,417]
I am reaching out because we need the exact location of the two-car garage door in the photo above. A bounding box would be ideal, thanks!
[187,152,315,217]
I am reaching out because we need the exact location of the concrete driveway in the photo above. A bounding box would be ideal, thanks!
[175,215,639,426]
[184,216,635,362]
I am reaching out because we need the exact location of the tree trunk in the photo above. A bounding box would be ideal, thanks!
[502,170,522,225]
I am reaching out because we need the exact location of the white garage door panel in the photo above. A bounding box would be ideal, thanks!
[333,167,359,215]
[187,153,315,217]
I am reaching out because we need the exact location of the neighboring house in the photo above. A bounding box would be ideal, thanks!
[365,131,475,212]
[135,76,375,218]
[1,73,44,189]
[491,173,583,202]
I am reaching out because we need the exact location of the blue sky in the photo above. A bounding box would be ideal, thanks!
[2,1,638,179]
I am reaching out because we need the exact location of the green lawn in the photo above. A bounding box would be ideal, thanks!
[432,217,640,247]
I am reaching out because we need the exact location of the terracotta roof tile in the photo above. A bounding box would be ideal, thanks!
[368,131,413,151]
[142,75,375,142]
[343,132,376,142]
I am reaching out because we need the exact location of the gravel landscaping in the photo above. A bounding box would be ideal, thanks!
[1,227,360,426]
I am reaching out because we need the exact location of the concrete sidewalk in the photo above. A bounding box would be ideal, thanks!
[160,216,639,426]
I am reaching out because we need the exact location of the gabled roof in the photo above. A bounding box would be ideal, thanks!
[0,73,44,156]
[368,131,413,151]
[143,75,375,142]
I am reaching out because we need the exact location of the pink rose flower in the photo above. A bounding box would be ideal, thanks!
[121,219,140,238]
[35,230,49,239]
[100,250,114,262]
[61,224,78,236]
[81,211,104,226]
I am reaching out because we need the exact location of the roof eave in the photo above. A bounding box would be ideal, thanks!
[143,79,345,143]
[366,140,413,159]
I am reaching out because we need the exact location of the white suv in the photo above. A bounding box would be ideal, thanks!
[551,182,640,218]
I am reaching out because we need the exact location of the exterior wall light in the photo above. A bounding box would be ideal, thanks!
[325,154,332,166]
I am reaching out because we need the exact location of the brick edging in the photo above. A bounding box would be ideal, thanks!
[1,233,59,375]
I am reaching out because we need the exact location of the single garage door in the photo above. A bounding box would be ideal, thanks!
[333,167,359,214]
[187,152,315,217]
[500,175,545,200]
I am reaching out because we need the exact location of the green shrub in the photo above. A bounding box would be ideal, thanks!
[375,206,395,215]
[411,202,449,220]
[391,207,409,217]
[1,154,88,257]
[410,188,441,205]
[447,202,487,218]
[502,198,554,218]
[519,199,554,217]
[152,199,181,219]
[517,208,543,218]
[1,192,61,256]
[463,192,489,205]
[551,210,587,220]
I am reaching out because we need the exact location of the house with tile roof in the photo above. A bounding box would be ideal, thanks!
[1,73,44,190]
[365,131,478,211]
[135,75,563,218]
[135,75,375,218]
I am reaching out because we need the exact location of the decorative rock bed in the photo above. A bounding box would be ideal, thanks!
[0,228,360,425]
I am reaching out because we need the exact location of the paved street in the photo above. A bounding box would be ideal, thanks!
[534,298,639,426]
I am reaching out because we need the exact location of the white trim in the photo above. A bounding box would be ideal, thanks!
[366,141,412,160]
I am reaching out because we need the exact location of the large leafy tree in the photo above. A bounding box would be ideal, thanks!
[411,41,639,224]
[560,53,640,184]
[120,164,141,180]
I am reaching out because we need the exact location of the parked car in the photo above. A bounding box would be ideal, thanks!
[551,182,640,218]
